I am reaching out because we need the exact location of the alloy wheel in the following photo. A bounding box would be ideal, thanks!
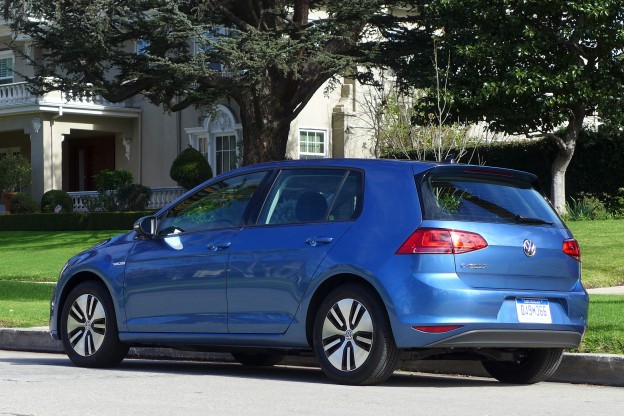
[66,293,107,357]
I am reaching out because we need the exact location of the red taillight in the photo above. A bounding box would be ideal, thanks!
[412,325,462,333]
[396,228,488,254]
[563,239,581,261]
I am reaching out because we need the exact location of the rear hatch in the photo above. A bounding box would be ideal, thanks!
[416,165,581,291]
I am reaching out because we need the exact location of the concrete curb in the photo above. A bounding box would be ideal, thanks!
[1,327,623,387]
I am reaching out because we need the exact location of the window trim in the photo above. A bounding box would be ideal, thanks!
[298,128,328,159]
[0,51,14,85]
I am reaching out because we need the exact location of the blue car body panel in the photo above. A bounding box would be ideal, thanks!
[50,158,588,353]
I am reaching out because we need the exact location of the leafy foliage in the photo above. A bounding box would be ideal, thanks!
[8,192,38,214]
[116,184,153,211]
[170,147,213,190]
[376,0,624,213]
[0,154,31,192]
[94,169,133,211]
[3,0,400,164]
[41,190,74,213]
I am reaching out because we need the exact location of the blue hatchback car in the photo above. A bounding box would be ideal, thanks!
[50,158,588,385]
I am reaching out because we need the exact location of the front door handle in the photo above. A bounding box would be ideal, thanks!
[207,242,232,251]
[305,237,334,247]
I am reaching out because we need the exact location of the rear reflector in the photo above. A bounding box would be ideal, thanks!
[412,325,462,333]
[396,228,488,254]
[563,239,581,261]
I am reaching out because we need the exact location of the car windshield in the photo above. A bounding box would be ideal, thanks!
[420,173,562,226]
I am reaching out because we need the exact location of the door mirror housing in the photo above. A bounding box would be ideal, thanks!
[134,216,157,238]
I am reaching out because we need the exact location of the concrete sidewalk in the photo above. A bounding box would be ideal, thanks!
[1,326,623,387]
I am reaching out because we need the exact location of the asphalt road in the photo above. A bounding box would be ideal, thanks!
[1,351,622,416]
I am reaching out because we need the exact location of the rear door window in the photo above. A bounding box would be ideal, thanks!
[258,169,362,225]
[420,173,562,226]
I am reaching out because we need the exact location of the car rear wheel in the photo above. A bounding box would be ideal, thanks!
[482,348,564,384]
[313,284,399,385]
[60,281,129,368]
[231,352,285,367]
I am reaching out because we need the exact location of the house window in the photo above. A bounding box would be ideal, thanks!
[0,53,14,85]
[299,129,327,159]
[198,136,209,160]
[215,135,237,175]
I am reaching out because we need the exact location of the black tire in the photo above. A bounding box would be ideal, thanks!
[312,284,399,385]
[482,348,564,384]
[231,352,285,367]
[60,281,129,368]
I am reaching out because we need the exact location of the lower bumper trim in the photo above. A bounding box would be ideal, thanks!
[426,329,582,349]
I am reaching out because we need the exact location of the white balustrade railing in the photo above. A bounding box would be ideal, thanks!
[68,186,185,212]
[0,82,126,108]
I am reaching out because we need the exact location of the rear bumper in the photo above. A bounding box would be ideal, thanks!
[425,329,582,349]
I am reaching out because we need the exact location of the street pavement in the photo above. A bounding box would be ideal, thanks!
[0,286,622,387]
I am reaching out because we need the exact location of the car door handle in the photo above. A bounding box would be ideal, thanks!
[207,242,232,251]
[305,237,334,247]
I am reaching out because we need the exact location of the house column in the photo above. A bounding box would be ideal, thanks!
[29,115,69,200]
[28,119,45,201]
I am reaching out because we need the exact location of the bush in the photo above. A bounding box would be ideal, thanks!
[0,212,155,231]
[9,192,38,214]
[0,154,31,192]
[170,147,213,190]
[565,194,610,221]
[94,169,134,211]
[41,190,74,213]
[117,184,152,211]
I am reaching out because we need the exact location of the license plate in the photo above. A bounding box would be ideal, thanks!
[516,298,552,323]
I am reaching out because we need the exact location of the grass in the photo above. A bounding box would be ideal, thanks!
[576,295,624,355]
[567,220,624,288]
[0,281,54,327]
[0,223,622,353]
[0,231,122,282]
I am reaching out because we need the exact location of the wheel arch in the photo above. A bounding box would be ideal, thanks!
[55,271,116,333]
[304,273,390,347]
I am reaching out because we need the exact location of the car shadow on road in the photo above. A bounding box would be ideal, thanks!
[0,353,503,388]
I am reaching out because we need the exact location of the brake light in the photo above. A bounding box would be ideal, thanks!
[563,239,581,261]
[396,228,488,254]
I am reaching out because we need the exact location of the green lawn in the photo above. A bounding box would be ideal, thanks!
[567,220,624,288]
[576,295,624,355]
[0,231,122,282]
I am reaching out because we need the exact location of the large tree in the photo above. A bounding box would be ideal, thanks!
[3,0,394,165]
[380,0,624,213]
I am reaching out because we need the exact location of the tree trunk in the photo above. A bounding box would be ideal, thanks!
[549,104,585,214]
[237,91,293,165]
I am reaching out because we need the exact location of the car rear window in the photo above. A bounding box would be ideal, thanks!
[420,173,562,226]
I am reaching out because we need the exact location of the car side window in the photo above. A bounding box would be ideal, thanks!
[258,169,362,225]
[158,171,267,234]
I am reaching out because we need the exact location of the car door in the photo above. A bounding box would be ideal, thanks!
[227,168,363,334]
[123,170,269,333]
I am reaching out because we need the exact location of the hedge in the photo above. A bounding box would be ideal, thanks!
[0,212,155,231]
[385,129,624,198]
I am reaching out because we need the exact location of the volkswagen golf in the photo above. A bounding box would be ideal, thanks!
[50,158,588,385]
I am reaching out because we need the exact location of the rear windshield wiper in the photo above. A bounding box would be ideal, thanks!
[515,215,553,225]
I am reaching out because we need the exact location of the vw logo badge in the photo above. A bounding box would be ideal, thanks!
[523,239,537,257]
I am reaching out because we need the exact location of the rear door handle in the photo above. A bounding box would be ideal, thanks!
[207,242,232,251]
[305,237,334,247]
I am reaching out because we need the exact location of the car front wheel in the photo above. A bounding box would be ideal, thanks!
[482,348,564,384]
[60,281,129,368]
[312,284,399,385]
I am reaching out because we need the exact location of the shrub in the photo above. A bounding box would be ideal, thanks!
[9,192,38,214]
[41,190,74,213]
[565,194,610,221]
[170,147,213,190]
[0,154,32,192]
[94,169,134,211]
[117,184,152,211]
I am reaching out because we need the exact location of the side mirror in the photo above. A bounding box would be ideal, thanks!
[134,216,157,238]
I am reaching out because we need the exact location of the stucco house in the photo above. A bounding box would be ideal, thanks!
[0,18,377,211]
